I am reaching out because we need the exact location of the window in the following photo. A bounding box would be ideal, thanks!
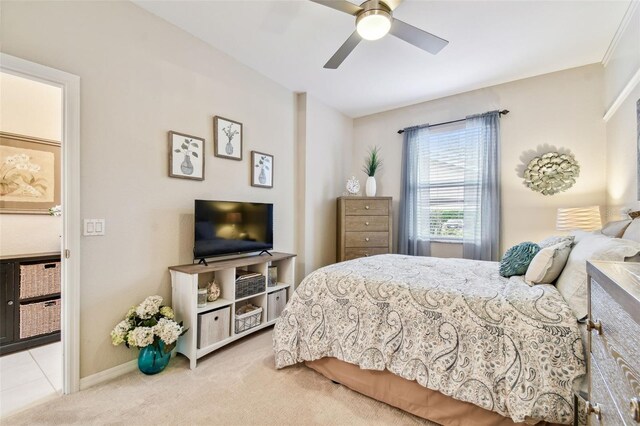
[415,123,480,241]
[399,110,499,260]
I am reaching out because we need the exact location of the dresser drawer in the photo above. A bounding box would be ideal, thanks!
[590,278,640,424]
[344,247,389,260]
[345,216,389,232]
[345,232,389,248]
[344,199,389,216]
[589,356,625,425]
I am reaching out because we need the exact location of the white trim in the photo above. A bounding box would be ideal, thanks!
[79,360,138,390]
[603,66,640,122]
[0,53,81,394]
[602,0,639,66]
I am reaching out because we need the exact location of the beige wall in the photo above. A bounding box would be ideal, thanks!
[604,4,640,110]
[296,93,353,279]
[0,71,62,256]
[604,5,640,217]
[352,65,607,255]
[1,1,296,377]
[605,83,640,216]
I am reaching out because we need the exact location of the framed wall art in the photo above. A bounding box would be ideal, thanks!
[169,131,204,181]
[251,151,273,188]
[0,132,61,214]
[214,116,243,161]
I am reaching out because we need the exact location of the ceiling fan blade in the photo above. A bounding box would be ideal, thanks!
[309,0,363,16]
[324,31,362,69]
[381,0,403,11]
[390,19,449,54]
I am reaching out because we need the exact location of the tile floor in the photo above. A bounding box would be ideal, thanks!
[0,341,62,418]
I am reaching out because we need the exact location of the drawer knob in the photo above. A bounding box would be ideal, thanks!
[631,397,640,422]
[587,401,602,421]
[365,222,370,226]
[214,316,219,321]
[365,205,370,210]
[587,319,603,335]
[365,237,370,242]
[276,296,280,301]
[7,300,13,306]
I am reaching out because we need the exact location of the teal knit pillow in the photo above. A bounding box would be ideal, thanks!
[499,242,541,277]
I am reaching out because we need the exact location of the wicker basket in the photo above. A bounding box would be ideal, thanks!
[20,261,61,299]
[235,274,265,299]
[235,306,262,334]
[20,299,61,339]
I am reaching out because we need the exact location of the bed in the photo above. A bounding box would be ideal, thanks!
[273,255,585,425]
[274,220,640,425]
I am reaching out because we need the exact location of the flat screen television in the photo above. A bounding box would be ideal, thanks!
[194,200,273,261]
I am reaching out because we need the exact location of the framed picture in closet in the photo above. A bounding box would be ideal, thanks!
[0,132,61,214]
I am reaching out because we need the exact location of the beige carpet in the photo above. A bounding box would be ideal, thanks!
[5,329,436,425]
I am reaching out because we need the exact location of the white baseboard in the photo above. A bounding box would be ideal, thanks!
[79,359,137,390]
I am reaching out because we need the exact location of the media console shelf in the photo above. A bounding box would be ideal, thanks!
[169,252,296,369]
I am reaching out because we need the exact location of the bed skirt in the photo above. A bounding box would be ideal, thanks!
[305,358,563,426]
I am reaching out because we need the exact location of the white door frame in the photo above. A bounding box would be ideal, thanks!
[1,53,81,394]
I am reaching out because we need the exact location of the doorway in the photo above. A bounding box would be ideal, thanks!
[0,53,80,417]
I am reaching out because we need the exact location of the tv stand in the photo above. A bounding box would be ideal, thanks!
[169,252,296,369]
[258,250,273,256]
[197,258,209,266]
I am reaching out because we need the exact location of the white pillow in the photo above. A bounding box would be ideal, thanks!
[622,219,640,242]
[556,232,640,319]
[525,241,572,285]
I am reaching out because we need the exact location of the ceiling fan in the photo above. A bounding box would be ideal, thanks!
[311,0,449,69]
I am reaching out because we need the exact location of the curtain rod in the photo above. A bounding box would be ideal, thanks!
[397,109,510,134]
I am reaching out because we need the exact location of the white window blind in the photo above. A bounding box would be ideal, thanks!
[415,123,481,241]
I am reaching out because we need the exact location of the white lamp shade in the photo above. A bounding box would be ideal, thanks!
[556,206,602,231]
[356,12,391,41]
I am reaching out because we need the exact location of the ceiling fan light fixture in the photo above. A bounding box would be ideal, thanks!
[356,9,392,41]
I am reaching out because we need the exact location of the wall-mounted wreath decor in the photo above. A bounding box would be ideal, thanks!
[523,152,580,195]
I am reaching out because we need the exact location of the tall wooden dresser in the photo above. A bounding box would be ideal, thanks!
[584,261,640,425]
[337,196,393,262]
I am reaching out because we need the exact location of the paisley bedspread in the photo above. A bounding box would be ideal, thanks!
[273,255,586,424]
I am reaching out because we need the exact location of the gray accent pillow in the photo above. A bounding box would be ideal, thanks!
[601,219,632,238]
[556,232,640,319]
[525,241,572,285]
[622,219,640,242]
[538,235,575,249]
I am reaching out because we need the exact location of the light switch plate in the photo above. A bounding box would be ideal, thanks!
[84,219,105,236]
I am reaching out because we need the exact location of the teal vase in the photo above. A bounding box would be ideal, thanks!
[138,341,171,375]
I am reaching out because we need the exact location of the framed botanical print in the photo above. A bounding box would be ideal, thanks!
[0,132,61,214]
[169,131,205,181]
[251,151,273,188]
[214,116,243,161]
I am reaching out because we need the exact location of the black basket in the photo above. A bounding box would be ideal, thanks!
[235,274,265,299]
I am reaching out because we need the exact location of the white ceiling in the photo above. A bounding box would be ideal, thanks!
[134,0,630,118]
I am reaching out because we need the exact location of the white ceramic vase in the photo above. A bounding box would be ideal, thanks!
[365,176,377,197]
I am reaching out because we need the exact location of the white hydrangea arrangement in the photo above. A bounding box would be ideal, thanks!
[110,295,186,353]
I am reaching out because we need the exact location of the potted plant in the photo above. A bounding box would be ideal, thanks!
[362,146,382,196]
[174,137,199,175]
[110,295,186,375]
[222,123,240,155]
[254,154,271,185]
